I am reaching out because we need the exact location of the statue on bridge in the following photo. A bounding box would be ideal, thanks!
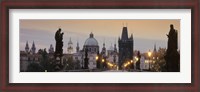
[164,24,180,72]
[55,28,64,56]
[54,28,64,71]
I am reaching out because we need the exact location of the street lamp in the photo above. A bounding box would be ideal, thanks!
[102,59,105,62]
[131,60,133,63]
[96,56,99,60]
[95,55,100,69]
[135,57,139,62]
[148,50,152,71]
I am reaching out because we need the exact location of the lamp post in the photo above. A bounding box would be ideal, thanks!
[134,57,138,70]
[96,56,99,60]
[96,55,99,69]
[148,50,152,71]
[102,59,105,62]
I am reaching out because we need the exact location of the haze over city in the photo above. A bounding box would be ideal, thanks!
[20,19,180,53]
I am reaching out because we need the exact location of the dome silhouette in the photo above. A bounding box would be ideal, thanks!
[84,32,98,46]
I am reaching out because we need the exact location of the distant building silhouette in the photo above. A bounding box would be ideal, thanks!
[71,32,99,70]
[113,43,118,64]
[20,41,44,72]
[76,41,80,53]
[25,41,29,53]
[48,44,54,54]
[154,44,157,53]
[107,43,118,65]
[101,42,106,57]
[118,27,134,69]
[83,32,99,53]
[67,37,73,54]
[31,41,36,54]
[153,44,158,60]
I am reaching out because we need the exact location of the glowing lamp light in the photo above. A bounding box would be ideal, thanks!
[124,64,127,67]
[95,56,99,60]
[102,59,105,62]
[135,57,139,61]
[148,50,152,57]
[131,60,133,63]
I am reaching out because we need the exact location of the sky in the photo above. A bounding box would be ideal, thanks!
[20,19,180,53]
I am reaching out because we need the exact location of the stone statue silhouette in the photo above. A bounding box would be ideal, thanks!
[167,25,178,51]
[136,51,141,70]
[55,28,64,57]
[165,24,180,72]
[54,28,64,71]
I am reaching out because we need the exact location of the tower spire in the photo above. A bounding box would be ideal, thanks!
[101,39,106,56]
[154,43,157,52]
[90,32,94,38]
[121,26,128,40]
[25,41,29,53]
[103,38,105,47]
[31,41,36,54]
[76,41,80,53]
[67,37,73,54]
[49,44,54,54]
[114,39,117,53]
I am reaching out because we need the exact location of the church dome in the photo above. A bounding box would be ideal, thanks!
[84,32,98,46]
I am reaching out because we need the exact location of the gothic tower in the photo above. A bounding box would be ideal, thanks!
[31,41,36,54]
[118,26,134,69]
[67,37,73,54]
[114,42,117,53]
[154,43,157,53]
[25,41,29,53]
[76,41,80,53]
[101,42,106,57]
[49,44,54,54]
[113,42,117,63]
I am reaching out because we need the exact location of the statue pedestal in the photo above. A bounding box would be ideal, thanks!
[54,56,63,71]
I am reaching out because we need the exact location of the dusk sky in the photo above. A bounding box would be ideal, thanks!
[20,20,180,53]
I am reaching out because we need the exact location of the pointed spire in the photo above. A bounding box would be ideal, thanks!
[68,37,73,44]
[101,39,106,55]
[31,41,36,54]
[49,44,54,54]
[90,32,94,38]
[114,39,117,52]
[103,38,105,47]
[130,33,133,39]
[32,41,35,47]
[77,41,79,46]
[26,41,28,47]
[76,41,80,53]
[67,37,73,54]
[114,38,116,46]
[25,41,29,53]
[154,43,157,52]
[121,26,128,40]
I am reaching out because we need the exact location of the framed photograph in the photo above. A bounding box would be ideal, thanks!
[1,0,199,92]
